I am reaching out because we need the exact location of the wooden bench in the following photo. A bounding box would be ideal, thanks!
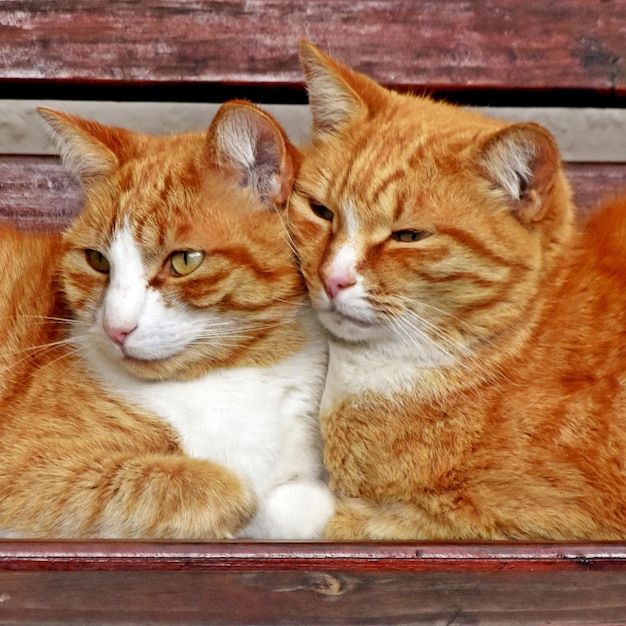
[1,1,625,623]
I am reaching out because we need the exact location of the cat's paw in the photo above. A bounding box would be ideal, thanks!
[255,480,335,540]
[99,455,257,540]
[325,496,451,541]
[323,496,376,540]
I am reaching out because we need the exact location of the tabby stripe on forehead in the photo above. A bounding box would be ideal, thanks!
[368,169,406,211]
[353,128,406,196]
[406,142,429,171]
[393,188,408,223]
[131,212,151,242]
[159,172,174,200]
[330,131,374,200]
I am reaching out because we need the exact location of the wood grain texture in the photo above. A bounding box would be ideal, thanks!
[0,542,625,624]
[0,157,623,230]
[0,0,624,95]
[1,569,626,624]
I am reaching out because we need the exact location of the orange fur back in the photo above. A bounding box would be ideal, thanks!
[289,42,626,540]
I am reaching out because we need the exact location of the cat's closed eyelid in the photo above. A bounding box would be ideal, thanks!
[309,200,334,222]
[390,230,434,243]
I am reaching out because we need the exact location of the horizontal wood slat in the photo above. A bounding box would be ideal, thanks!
[2,541,626,572]
[2,568,625,624]
[0,0,624,96]
[0,157,623,230]
[0,542,625,624]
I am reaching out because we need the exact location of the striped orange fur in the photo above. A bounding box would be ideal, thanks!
[0,101,332,539]
[289,42,626,540]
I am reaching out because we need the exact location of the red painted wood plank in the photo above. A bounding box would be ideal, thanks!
[566,161,626,215]
[2,541,626,573]
[0,156,82,230]
[1,569,626,624]
[0,543,626,624]
[0,157,623,230]
[0,0,624,93]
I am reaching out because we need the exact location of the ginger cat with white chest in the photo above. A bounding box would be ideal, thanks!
[289,42,626,541]
[0,101,333,540]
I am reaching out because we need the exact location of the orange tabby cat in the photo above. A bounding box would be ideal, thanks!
[0,101,333,539]
[289,41,626,541]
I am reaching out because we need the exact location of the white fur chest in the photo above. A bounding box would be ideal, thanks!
[84,319,328,500]
[321,338,439,415]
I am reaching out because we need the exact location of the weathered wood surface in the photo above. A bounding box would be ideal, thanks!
[0,156,623,230]
[0,0,624,99]
[0,542,625,624]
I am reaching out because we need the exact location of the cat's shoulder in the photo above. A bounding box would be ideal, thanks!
[0,224,61,248]
[0,226,64,301]
[582,195,626,244]
[579,195,626,271]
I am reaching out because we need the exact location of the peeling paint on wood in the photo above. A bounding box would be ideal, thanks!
[0,0,624,93]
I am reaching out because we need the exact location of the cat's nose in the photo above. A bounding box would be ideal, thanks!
[104,323,137,347]
[323,273,356,299]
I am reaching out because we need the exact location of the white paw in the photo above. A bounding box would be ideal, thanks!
[260,480,335,540]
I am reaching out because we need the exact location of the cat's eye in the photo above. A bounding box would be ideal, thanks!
[309,201,334,222]
[391,230,433,243]
[170,250,205,276]
[85,249,110,273]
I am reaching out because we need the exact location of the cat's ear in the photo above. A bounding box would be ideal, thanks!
[205,100,296,207]
[298,40,384,137]
[478,123,561,223]
[37,107,138,184]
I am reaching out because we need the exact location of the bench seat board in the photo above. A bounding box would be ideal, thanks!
[0,0,624,97]
[0,541,625,624]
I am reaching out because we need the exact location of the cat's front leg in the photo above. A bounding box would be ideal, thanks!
[242,479,335,540]
[95,454,257,540]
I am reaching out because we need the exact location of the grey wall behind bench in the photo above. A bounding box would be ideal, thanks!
[1,100,625,163]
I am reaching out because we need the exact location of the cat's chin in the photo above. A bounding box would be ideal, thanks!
[92,340,208,382]
[119,353,212,382]
[317,310,383,343]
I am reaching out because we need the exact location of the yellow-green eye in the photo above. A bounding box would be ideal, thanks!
[310,201,334,222]
[391,230,432,243]
[170,250,205,276]
[85,249,110,273]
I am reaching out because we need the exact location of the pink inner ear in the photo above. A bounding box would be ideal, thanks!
[206,102,296,207]
[479,123,561,223]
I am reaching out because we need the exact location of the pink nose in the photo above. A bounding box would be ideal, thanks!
[104,323,137,347]
[323,273,356,299]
